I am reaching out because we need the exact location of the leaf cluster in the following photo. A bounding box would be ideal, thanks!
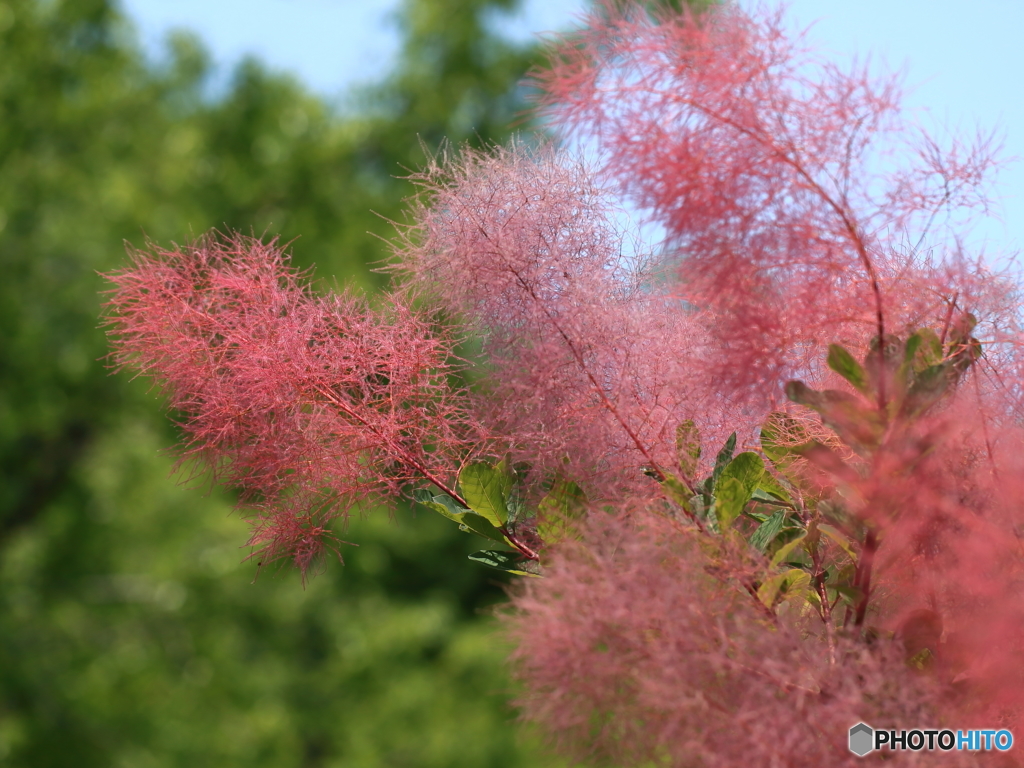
[599,319,987,659]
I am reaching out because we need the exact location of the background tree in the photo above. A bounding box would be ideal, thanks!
[0,0,567,765]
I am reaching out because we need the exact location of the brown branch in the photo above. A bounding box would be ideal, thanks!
[811,538,837,665]
[852,528,878,627]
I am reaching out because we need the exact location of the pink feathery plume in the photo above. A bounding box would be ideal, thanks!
[508,510,975,768]
[857,404,1024,738]
[105,234,476,576]
[534,2,1008,406]
[499,4,1024,761]
[394,144,719,500]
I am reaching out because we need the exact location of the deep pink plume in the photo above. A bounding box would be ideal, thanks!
[533,2,1011,400]
[105,234,476,574]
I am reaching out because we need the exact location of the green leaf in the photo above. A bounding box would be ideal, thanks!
[712,452,764,529]
[769,533,807,569]
[903,332,922,364]
[827,343,870,395]
[459,461,512,528]
[758,568,811,608]
[411,489,506,543]
[749,509,788,552]
[829,583,864,607]
[893,332,924,406]
[505,461,533,527]
[468,550,541,577]
[785,381,885,454]
[459,514,508,543]
[661,473,694,514]
[505,486,527,528]
[537,476,588,544]
[760,413,791,465]
[675,420,701,480]
[688,493,708,521]
[908,328,943,371]
[817,500,861,536]
[713,478,745,530]
[721,451,764,489]
[412,489,467,521]
[708,432,737,493]
[899,363,950,420]
[754,471,792,505]
[818,523,857,561]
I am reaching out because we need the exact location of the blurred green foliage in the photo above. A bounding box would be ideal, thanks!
[0,0,567,765]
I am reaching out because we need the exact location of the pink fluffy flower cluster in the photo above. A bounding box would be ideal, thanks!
[104,2,1024,764]
[105,237,480,574]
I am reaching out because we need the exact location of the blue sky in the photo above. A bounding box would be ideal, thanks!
[120,0,1022,255]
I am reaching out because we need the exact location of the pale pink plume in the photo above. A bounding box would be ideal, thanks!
[394,143,725,499]
[508,510,981,767]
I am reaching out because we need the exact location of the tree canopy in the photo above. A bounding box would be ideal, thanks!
[0,1,566,765]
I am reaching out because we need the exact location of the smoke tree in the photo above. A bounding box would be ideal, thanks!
[104,2,1024,764]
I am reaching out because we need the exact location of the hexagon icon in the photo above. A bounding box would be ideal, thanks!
[849,723,874,756]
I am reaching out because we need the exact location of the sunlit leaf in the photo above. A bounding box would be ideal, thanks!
[712,452,763,529]
[754,470,792,505]
[459,461,512,528]
[818,523,857,561]
[908,328,943,371]
[760,413,815,489]
[757,568,811,608]
[412,489,467,521]
[769,533,807,569]
[661,473,695,516]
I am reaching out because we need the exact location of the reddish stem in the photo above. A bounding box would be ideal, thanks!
[678,101,889,412]
[853,528,878,627]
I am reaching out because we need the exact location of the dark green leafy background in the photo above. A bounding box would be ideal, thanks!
[0,0,567,765]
